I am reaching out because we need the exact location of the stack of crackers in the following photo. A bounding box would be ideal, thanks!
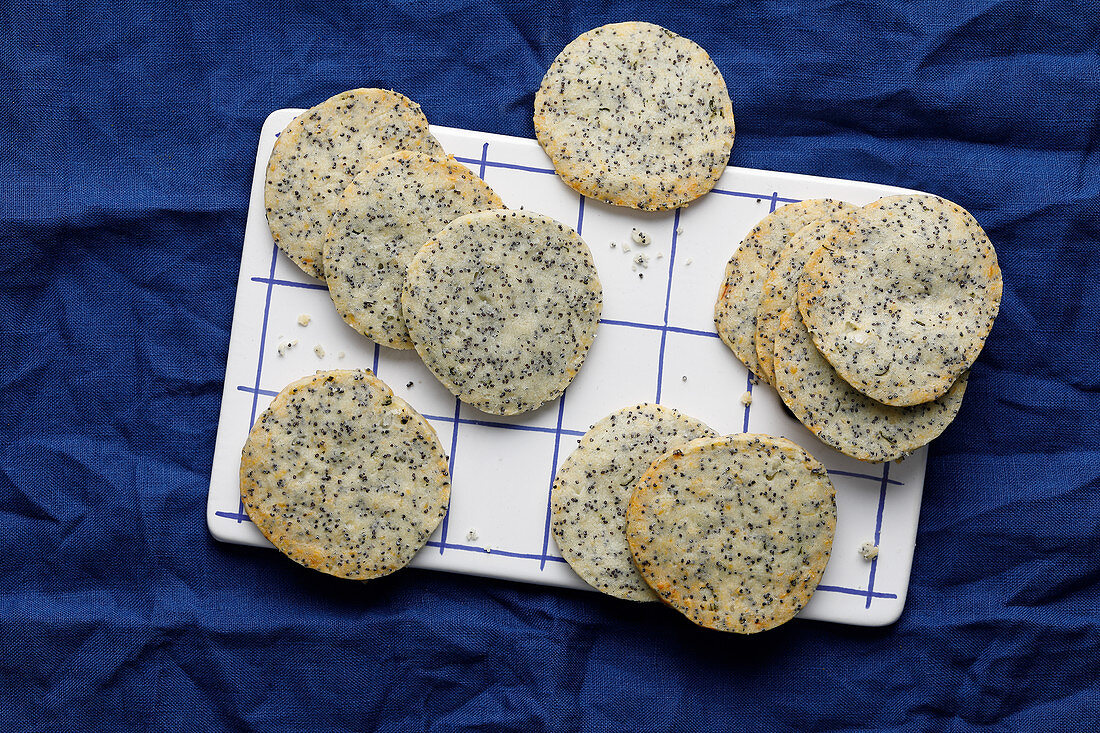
[551,404,837,634]
[715,196,1002,462]
[264,88,604,419]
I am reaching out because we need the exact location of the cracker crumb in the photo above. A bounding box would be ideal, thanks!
[681,375,688,382]
[633,253,649,269]
[631,228,650,246]
[621,243,631,253]
[297,313,312,327]
[685,258,694,266]
[337,351,346,359]
[676,226,684,236]
[740,391,753,407]
[313,344,325,358]
[656,252,664,260]
[609,242,617,249]
[276,338,299,357]
[485,547,492,554]
[466,529,479,542]
[858,541,879,560]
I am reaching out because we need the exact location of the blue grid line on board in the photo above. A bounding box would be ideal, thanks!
[228,241,282,523]
[225,143,901,606]
[436,396,462,555]
[653,207,682,404]
[711,188,800,204]
[540,390,569,570]
[234,387,898,488]
[249,276,326,291]
[425,540,569,563]
[864,462,891,608]
[214,509,252,522]
[249,243,280,428]
[818,585,897,600]
[601,319,719,339]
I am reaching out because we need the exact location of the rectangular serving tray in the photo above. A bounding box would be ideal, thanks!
[207,110,927,626]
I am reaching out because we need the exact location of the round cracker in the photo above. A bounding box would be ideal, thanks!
[550,403,717,602]
[714,199,854,383]
[533,22,735,211]
[773,307,968,463]
[797,194,1002,405]
[626,434,836,633]
[240,369,450,580]
[754,208,859,383]
[265,89,443,279]
[323,151,504,350]
[401,209,603,416]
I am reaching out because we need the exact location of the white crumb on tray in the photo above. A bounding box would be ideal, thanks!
[633,253,649,269]
[630,228,650,246]
[681,375,687,382]
[676,226,684,235]
[276,337,299,357]
[684,257,694,266]
[609,242,617,249]
[313,344,325,358]
[740,391,753,406]
[297,313,312,326]
[466,529,479,542]
[858,541,879,560]
[337,351,346,359]
[621,243,631,253]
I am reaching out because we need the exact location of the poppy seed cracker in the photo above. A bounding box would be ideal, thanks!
[323,151,504,350]
[626,434,836,634]
[773,308,968,463]
[550,403,717,602]
[533,22,735,211]
[240,369,450,580]
[265,89,443,279]
[401,209,603,416]
[754,208,858,383]
[797,194,1002,406]
[715,199,854,383]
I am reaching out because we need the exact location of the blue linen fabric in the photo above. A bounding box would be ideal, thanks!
[1,0,1098,730]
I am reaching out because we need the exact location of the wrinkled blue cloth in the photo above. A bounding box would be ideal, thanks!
[1,1,1098,730]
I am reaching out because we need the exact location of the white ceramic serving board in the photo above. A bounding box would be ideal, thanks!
[208,109,930,626]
